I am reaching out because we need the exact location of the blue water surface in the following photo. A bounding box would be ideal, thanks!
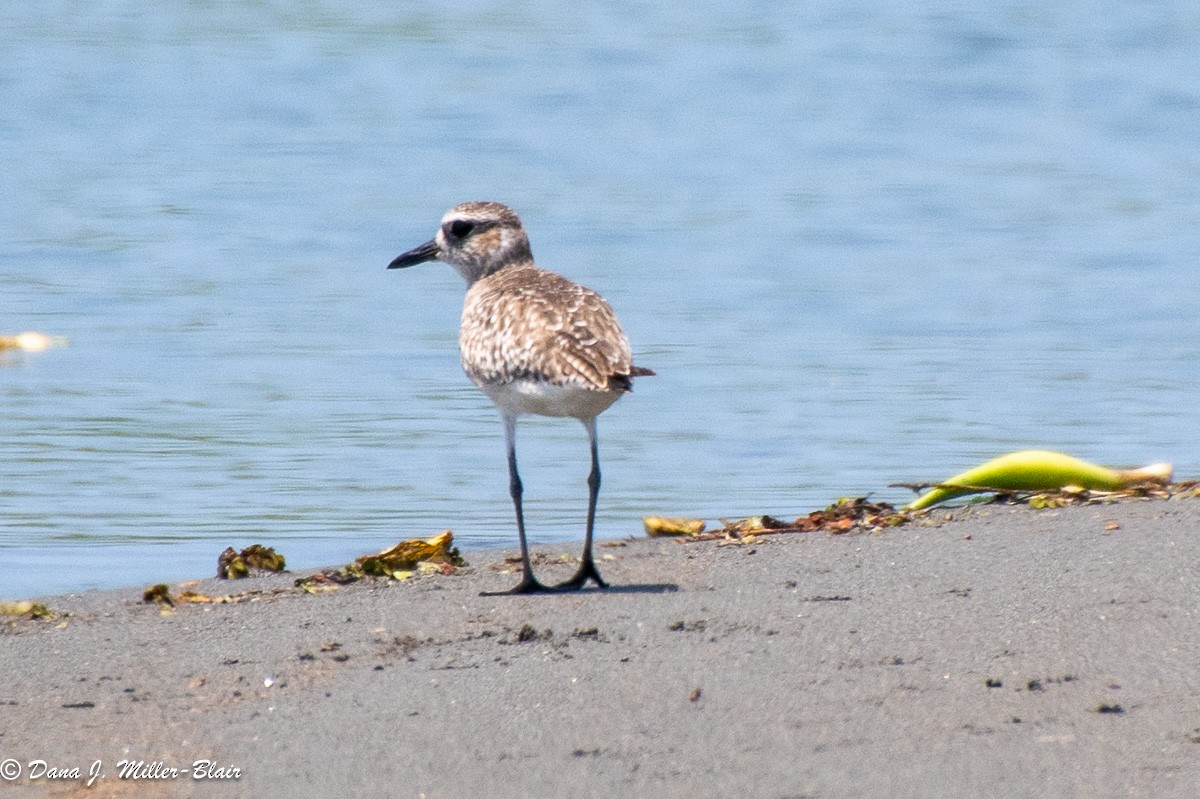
[2,2,1198,597]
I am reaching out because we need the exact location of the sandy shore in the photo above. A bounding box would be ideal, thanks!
[3,498,1199,798]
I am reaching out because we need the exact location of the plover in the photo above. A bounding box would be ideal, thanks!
[388,201,653,594]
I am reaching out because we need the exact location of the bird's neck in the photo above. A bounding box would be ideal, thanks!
[461,258,538,285]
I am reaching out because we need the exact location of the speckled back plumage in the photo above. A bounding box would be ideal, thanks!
[460,263,637,394]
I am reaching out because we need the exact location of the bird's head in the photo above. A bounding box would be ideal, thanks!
[388,201,534,284]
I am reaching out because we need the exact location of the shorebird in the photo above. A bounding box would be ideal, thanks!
[388,201,653,594]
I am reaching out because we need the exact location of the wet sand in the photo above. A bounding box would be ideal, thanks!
[2,498,1199,798]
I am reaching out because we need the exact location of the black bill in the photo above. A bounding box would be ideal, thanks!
[387,239,439,269]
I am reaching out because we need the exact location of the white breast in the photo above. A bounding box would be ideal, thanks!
[476,377,622,420]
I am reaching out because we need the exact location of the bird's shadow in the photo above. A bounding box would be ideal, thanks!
[592,582,679,595]
[478,582,679,597]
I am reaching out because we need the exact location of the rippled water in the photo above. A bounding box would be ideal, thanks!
[3,3,1199,598]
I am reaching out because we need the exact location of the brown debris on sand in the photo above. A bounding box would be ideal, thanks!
[218,544,287,579]
[649,497,909,545]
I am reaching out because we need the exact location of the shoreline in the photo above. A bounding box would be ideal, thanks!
[3,497,1199,797]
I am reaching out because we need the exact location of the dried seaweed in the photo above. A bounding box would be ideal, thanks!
[296,530,466,588]
[217,544,287,579]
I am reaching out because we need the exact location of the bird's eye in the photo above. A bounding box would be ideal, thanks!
[447,219,475,239]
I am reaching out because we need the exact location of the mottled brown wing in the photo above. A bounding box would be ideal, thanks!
[460,267,635,391]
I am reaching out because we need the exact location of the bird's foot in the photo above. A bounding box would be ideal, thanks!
[480,572,555,596]
[553,559,609,591]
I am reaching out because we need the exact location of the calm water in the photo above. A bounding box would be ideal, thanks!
[3,3,1199,598]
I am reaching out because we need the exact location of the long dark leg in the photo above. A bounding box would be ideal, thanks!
[481,413,552,595]
[555,417,609,591]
